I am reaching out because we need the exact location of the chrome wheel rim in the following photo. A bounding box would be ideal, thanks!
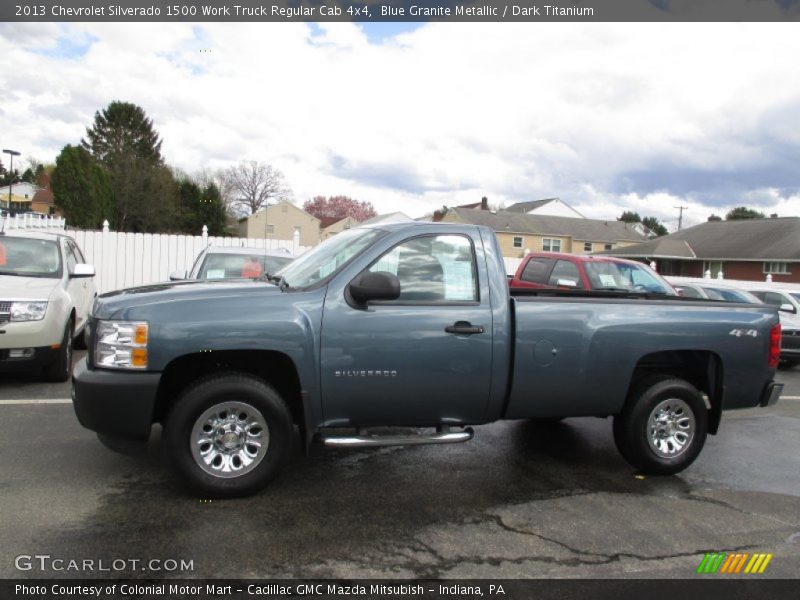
[190,401,269,478]
[647,398,695,458]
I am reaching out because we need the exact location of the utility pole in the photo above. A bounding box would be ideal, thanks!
[2,149,21,213]
[674,205,688,231]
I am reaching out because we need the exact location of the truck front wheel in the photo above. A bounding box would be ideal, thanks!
[164,374,294,498]
[613,377,708,475]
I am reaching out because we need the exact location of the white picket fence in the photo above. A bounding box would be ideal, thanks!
[0,213,66,231]
[2,216,308,294]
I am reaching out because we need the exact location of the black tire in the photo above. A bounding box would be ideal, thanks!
[778,358,800,370]
[164,373,294,498]
[43,320,74,383]
[613,376,708,475]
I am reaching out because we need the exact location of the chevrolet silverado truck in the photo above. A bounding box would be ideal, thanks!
[72,222,783,497]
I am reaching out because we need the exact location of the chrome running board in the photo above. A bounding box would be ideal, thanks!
[321,426,474,448]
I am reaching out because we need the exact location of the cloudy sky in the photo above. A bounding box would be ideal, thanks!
[1,19,799,230]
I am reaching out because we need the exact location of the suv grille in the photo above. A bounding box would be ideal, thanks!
[0,301,10,325]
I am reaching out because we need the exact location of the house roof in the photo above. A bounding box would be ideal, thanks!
[599,217,800,261]
[32,189,55,206]
[318,216,346,229]
[505,198,559,213]
[361,212,414,225]
[449,208,648,243]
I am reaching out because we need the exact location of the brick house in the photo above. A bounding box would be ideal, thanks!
[599,217,800,283]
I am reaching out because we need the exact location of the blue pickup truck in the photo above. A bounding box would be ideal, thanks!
[72,222,783,497]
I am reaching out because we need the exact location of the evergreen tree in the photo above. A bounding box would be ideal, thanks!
[81,101,175,231]
[51,145,112,229]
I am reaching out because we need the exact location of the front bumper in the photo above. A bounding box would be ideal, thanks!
[71,358,161,440]
[760,382,783,408]
[0,346,58,372]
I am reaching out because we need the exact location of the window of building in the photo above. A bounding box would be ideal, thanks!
[604,244,613,251]
[264,224,275,234]
[542,238,562,252]
[702,261,724,278]
[764,262,789,274]
[513,236,523,248]
[583,242,592,252]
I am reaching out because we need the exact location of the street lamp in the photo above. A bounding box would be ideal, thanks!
[2,148,21,213]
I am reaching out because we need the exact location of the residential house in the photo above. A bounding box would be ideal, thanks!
[0,182,39,213]
[31,189,62,217]
[598,217,800,283]
[238,201,321,246]
[505,197,585,219]
[441,208,648,258]
[432,197,490,221]
[319,216,359,240]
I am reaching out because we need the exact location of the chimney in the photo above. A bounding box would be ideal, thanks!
[481,196,488,211]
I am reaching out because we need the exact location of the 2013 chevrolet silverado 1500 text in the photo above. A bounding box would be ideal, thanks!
[72,222,783,497]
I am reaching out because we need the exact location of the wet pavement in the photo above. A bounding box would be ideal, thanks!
[1,356,799,579]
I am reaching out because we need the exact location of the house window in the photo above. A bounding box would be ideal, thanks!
[702,261,724,278]
[281,204,288,213]
[542,238,562,252]
[604,244,613,251]
[513,236,523,248]
[264,224,275,234]
[764,262,789,274]
[583,242,592,252]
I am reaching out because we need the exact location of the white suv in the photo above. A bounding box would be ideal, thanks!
[0,231,96,381]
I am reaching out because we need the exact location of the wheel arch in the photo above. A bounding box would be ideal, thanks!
[154,350,308,441]
[625,349,724,435]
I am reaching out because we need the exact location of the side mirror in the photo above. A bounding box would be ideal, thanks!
[70,263,95,278]
[779,303,796,314]
[556,278,578,288]
[169,270,187,281]
[348,271,401,307]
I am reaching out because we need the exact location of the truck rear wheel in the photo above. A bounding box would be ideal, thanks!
[613,377,708,475]
[164,373,294,498]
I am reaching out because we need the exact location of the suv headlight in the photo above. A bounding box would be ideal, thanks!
[95,320,149,370]
[10,301,48,321]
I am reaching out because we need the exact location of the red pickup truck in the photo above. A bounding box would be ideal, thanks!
[509,252,677,295]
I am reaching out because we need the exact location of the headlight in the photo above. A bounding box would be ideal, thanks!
[10,301,48,321]
[95,320,149,370]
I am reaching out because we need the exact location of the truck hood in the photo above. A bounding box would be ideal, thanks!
[95,278,283,319]
[0,274,58,300]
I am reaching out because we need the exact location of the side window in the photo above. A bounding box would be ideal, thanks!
[520,258,554,284]
[763,292,784,307]
[368,235,477,303]
[548,260,583,288]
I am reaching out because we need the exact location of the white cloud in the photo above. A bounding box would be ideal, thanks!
[1,22,800,224]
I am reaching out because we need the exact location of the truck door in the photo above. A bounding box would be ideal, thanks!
[320,233,493,426]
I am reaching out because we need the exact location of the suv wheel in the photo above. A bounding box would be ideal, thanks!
[43,320,74,383]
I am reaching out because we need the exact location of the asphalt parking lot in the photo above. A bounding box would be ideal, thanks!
[1,353,798,579]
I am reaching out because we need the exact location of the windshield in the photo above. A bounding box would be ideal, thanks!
[275,228,384,289]
[791,294,800,304]
[196,253,292,280]
[0,237,62,279]
[584,261,675,295]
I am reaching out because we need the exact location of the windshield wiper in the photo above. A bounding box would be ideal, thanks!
[0,271,24,277]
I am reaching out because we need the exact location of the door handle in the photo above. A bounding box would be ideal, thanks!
[445,321,484,335]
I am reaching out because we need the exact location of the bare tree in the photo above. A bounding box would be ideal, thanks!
[221,160,291,215]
